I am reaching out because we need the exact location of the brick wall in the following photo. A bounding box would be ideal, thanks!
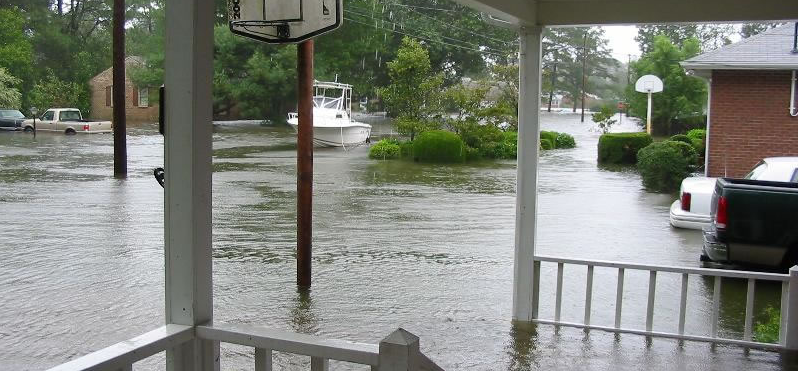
[89,66,159,124]
[707,70,798,177]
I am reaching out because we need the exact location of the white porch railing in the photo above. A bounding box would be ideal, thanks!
[47,324,443,371]
[532,255,798,350]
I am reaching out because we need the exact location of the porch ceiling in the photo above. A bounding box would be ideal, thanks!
[454,0,798,26]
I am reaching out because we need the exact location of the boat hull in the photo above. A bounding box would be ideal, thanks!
[287,120,372,147]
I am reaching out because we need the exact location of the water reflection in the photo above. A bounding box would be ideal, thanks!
[506,321,539,371]
[290,287,319,335]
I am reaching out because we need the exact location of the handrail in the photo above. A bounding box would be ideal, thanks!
[535,254,790,281]
[196,323,379,366]
[46,324,194,371]
[532,255,796,350]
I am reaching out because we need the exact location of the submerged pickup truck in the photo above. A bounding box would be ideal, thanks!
[22,108,112,134]
[0,109,27,131]
[702,177,798,269]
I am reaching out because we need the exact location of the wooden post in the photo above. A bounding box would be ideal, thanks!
[378,329,420,371]
[297,40,314,288]
[112,0,127,178]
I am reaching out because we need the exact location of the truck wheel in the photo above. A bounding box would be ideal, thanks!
[65,128,76,135]
[23,126,33,132]
[699,253,711,262]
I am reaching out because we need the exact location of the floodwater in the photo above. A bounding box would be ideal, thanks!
[0,113,794,370]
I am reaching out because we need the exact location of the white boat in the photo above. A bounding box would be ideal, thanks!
[287,80,372,147]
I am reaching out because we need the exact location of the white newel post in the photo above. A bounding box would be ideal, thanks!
[786,266,798,350]
[164,0,218,370]
[513,26,543,322]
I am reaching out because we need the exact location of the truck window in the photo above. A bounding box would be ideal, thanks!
[744,162,767,180]
[60,110,82,121]
[42,111,54,121]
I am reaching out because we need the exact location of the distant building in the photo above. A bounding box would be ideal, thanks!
[682,24,798,177]
[89,56,158,123]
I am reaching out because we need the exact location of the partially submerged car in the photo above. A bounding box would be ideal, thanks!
[22,108,112,134]
[0,109,27,131]
[669,157,798,230]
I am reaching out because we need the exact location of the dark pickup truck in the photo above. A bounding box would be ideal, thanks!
[702,178,798,269]
[0,109,26,131]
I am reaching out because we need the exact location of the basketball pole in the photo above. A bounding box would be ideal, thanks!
[297,40,314,288]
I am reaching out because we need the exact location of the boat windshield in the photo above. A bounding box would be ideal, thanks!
[313,96,343,110]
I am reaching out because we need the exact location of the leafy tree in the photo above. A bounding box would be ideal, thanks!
[740,23,784,38]
[443,82,489,133]
[636,24,735,54]
[379,37,444,139]
[28,69,89,113]
[0,8,33,85]
[592,105,616,134]
[627,35,706,136]
[0,68,22,108]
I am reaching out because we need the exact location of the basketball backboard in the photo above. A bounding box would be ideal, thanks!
[228,0,342,44]
[635,75,664,93]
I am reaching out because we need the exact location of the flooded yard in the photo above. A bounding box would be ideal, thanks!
[0,113,791,370]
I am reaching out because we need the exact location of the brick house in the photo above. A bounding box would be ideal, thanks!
[89,56,159,123]
[682,24,798,177]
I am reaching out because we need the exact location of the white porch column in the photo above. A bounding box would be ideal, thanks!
[164,0,218,369]
[513,26,543,322]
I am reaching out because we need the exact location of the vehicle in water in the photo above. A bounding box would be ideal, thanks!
[0,109,27,131]
[670,157,798,229]
[702,177,798,269]
[22,108,112,135]
[287,81,371,147]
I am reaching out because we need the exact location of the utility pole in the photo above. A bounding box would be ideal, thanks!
[112,0,127,178]
[547,52,558,113]
[296,40,314,288]
[580,32,588,123]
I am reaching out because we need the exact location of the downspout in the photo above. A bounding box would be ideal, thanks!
[705,78,712,175]
[790,70,798,117]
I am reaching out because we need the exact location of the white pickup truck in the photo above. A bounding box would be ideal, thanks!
[22,108,112,134]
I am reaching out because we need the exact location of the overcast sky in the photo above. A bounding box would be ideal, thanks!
[603,25,641,63]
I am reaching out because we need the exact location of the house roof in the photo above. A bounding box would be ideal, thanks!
[89,56,146,83]
[681,23,798,72]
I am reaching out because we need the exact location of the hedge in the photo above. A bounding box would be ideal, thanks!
[597,132,653,164]
[669,134,692,145]
[369,139,401,160]
[540,138,555,150]
[412,130,466,163]
[668,140,698,165]
[687,129,706,157]
[637,141,692,192]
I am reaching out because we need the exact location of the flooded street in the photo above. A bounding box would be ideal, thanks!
[0,113,791,370]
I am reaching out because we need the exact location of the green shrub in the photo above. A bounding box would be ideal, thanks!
[669,134,692,145]
[369,139,401,160]
[540,138,555,150]
[598,132,653,164]
[464,145,481,161]
[399,141,414,158]
[667,140,698,165]
[687,129,706,157]
[540,130,558,145]
[459,123,504,149]
[503,131,518,144]
[754,307,780,344]
[412,130,465,163]
[637,141,691,192]
[555,132,576,149]
[686,129,706,141]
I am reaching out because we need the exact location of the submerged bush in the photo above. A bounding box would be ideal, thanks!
[555,132,576,149]
[598,132,653,164]
[399,141,414,158]
[637,141,691,192]
[412,130,465,163]
[369,139,401,160]
[540,131,558,146]
[754,307,780,344]
[540,138,555,150]
[459,122,504,149]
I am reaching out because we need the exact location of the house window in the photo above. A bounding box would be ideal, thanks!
[105,86,112,107]
[138,87,149,107]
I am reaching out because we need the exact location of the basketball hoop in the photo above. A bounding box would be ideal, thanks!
[228,0,342,44]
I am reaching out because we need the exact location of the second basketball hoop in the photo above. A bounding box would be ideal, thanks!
[228,0,342,44]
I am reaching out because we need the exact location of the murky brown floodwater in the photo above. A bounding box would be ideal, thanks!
[0,113,793,370]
